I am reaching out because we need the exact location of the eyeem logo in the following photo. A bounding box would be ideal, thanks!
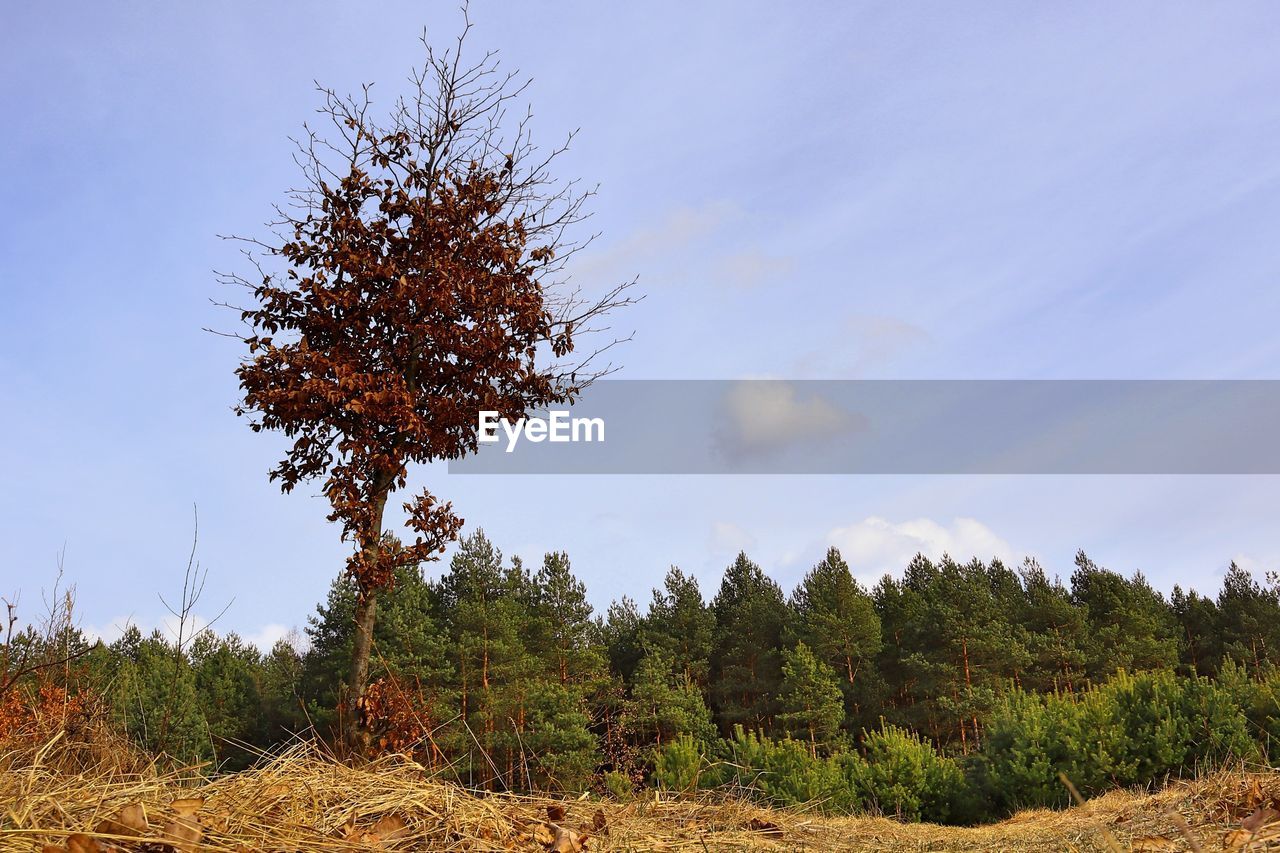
[478,411,605,453]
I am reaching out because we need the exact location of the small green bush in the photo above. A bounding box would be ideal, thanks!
[844,724,972,823]
[719,727,850,810]
[653,734,716,792]
[602,770,636,800]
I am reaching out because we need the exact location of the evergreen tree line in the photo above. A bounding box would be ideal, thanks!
[8,532,1280,824]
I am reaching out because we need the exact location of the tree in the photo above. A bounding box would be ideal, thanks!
[642,567,715,687]
[1216,561,1280,672]
[436,530,538,787]
[1018,558,1087,692]
[626,649,715,749]
[223,17,634,748]
[1171,584,1221,676]
[300,557,450,736]
[790,548,880,722]
[601,596,644,683]
[258,635,306,743]
[1070,551,1179,677]
[107,628,208,765]
[778,642,845,756]
[710,552,788,731]
[529,552,606,686]
[190,631,263,769]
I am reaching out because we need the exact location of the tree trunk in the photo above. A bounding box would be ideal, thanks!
[347,587,378,752]
[344,484,391,753]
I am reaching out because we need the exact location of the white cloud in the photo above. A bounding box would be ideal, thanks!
[81,615,140,645]
[81,614,296,653]
[160,613,213,644]
[716,381,864,457]
[710,520,757,556]
[243,622,290,652]
[1230,554,1278,582]
[827,516,1019,581]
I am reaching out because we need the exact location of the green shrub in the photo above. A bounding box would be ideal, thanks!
[845,724,972,823]
[602,770,636,800]
[719,727,850,810]
[980,670,1256,813]
[1216,660,1280,763]
[653,734,717,792]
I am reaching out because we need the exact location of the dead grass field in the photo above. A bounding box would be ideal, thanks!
[3,734,1279,852]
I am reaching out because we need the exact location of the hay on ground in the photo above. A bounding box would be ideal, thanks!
[3,738,1280,851]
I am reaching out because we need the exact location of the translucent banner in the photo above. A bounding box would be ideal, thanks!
[448,380,1280,474]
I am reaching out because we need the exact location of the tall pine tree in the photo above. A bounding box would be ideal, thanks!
[710,552,788,732]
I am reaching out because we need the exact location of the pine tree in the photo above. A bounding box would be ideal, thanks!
[517,679,599,791]
[436,531,553,788]
[1216,561,1280,672]
[300,557,450,735]
[601,596,644,683]
[778,642,845,757]
[107,627,209,765]
[710,552,788,732]
[1071,551,1179,677]
[626,648,716,749]
[258,635,306,743]
[530,552,607,686]
[642,567,715,687]
[1019,559,1088,692]
[190,630,263,769]
[790,548,881,724]
[1171,584,1221,676]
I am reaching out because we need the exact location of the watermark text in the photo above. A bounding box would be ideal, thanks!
[478,410,605,453]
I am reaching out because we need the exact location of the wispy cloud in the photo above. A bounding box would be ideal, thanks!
[793,314,932,377]
[711,249,793,290]
[572,201,740,282]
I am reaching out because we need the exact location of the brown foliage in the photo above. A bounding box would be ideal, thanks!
[354,676,443,762]
[221,15,634,595]
[0,683,95,743]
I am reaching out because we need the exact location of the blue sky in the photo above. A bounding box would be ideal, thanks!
[4,2,1280,649]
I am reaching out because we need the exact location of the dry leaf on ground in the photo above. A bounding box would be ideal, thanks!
[94,802,147,840]
[1128,837,1179,851]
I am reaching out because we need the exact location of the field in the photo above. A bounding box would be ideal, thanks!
[4,736,1279,852]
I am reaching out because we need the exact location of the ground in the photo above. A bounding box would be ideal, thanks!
[3,740,1279,851]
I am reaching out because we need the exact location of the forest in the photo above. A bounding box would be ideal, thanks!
[7,534,1280,825]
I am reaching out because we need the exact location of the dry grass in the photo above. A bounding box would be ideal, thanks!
[3,736,1279,852]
